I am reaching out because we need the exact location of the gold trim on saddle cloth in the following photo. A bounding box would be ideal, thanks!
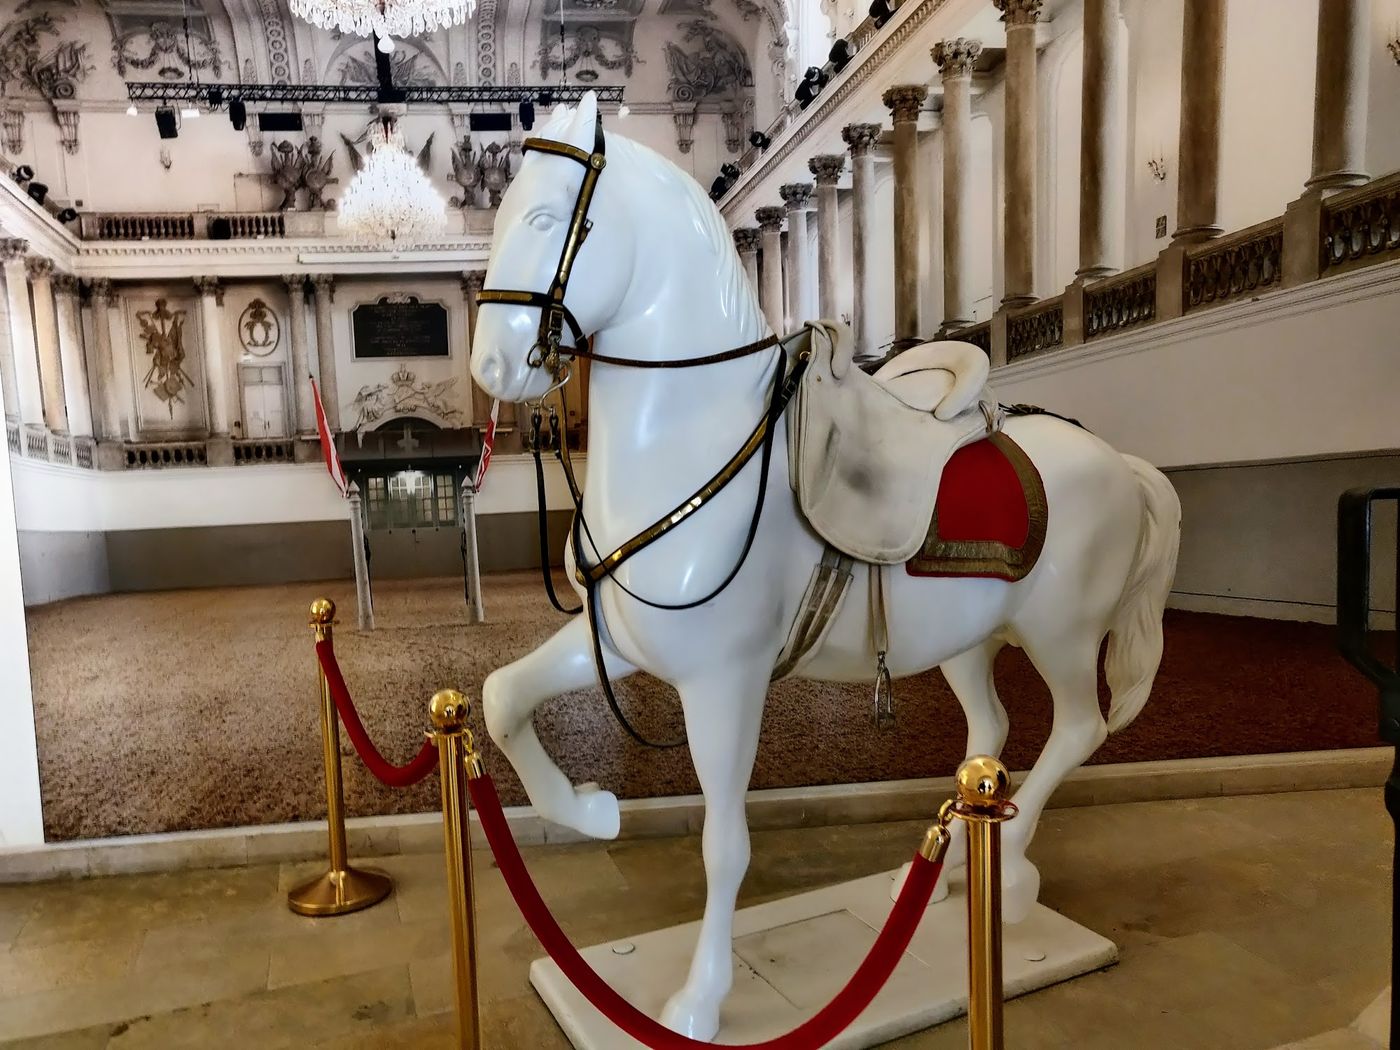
[905,431,1048,581]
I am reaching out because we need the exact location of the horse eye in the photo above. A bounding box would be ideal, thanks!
[528,213,557,233]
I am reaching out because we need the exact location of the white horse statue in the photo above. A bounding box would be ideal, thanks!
[472,92,1181,1040]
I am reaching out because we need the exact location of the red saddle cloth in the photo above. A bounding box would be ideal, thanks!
[905,431,1048,582]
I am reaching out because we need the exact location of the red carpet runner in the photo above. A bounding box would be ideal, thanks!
[468,773,944,1050]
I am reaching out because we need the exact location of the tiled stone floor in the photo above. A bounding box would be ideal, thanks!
[0,787,1390,1049]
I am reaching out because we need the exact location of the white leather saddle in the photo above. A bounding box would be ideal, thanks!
[787,321,999,565]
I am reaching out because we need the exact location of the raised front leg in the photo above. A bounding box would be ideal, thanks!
[660,664,769,1041]
[482,614,638,840]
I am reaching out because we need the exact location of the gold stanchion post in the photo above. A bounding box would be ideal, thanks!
[949,755,1017,1050]
[429,688,482,1050]
[287,598,394,917]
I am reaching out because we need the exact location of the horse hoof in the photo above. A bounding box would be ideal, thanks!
[1002,856,1041,925]
[573,783,621,840]
[661,987,721,1041]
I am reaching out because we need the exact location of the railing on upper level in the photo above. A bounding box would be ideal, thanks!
[232,438,297,465]
[6,422,96,469]
[958,321,993,356]
[1322,170,1400,277]
[124,441,209,469]
[1183,218,1284,313]
[78,211,289,241]
[1084,263,1156,340]
[1007,296,1065,362]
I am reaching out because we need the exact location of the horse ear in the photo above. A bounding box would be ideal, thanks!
[567,90,599,151]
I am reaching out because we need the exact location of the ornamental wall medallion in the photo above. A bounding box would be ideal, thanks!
[136,298,193,416]
[350,367,464,437]
[239,298,281,356]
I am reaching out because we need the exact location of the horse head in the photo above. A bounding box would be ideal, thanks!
[471,91,638,404]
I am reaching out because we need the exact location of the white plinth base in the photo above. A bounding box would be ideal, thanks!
[530,868,1119,1049]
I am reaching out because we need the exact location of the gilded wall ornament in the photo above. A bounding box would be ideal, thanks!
[136,298,193,416]
[239,298,281,356]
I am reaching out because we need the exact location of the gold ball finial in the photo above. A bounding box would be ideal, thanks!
[309,598,336,624]
[955,755,1010,806]
[430,688,470,731]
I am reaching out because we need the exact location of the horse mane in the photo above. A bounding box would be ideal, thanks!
[605,132,768,340]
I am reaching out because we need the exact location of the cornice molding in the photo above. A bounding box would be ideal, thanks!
[68,237,493,279]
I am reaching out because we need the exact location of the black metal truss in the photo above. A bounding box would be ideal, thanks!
[125,82,625,106]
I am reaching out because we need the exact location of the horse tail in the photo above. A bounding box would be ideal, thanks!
[1104,455,1181,733]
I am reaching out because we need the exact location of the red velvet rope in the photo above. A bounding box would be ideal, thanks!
[314,637,440,788]
[468,773,943,1050]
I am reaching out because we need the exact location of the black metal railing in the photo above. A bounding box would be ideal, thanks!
[1337,485,1400,1049]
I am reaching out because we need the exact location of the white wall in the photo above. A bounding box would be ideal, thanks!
[992,263,1400,470]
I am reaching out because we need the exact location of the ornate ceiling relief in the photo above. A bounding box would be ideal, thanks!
[0,12,93,154]
[537,25,641,81]
[255,0,294,82]
[664,19,753,153]
[109,9,223,80]
[334,39,444,86]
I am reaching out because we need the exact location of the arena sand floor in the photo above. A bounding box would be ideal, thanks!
[0,787,1389,1047]
[23,572,1382,841]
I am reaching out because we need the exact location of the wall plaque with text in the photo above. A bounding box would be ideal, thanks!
[352,296,450,359]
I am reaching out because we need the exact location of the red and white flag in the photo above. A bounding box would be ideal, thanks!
[473,399,500,492]
[311,377,348,497]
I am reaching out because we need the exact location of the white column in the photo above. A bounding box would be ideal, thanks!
[193,277,229,436]
[882,84,929,340]
[53,274,92,437]
[1,242,40,427]
[995,0,1041,305]
[0,256,14,423]
[311,274,340,432]
[87,279,125,440]
[1307,0,1371,194]
[283,275,315,435]
[28,257,66,433]
[808,156,845,321]
[1078,0,1125,278]
[842,123,882,359]
[733,227,761,297]
[755,206,786,333]
[1172,0,1227,244]
[780,183,815,329]
[933,38,983,329]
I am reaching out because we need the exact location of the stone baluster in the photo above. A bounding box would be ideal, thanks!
[933,39,983,331]
[755,206,786,333]
[27,257,66,433]
[310,274,340,432]
[283,275,315,435]
[733,228,762,298]
[1078,0,1125,279]
[1172,0,1227,244]
[808,156,846,321]
[780,183,815,329]
[994,0,1041,306]
[193,277,230,442]
[87,279,126,440]
[842,123,883,359]
[882,85,929,342]
[1307,0,1371,193]
[52,274,92,438]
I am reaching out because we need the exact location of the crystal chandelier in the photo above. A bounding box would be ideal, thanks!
[337,119,447,245]
[288,0,474,44]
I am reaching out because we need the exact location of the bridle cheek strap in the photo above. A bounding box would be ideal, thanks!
[476,113,607,372]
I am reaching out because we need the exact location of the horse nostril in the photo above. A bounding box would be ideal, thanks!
[475,351,505,391]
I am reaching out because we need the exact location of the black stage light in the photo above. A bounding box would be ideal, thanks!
[829,38,853,73]
[228,98,246,130]
[258,111,302,132]
[869,0,894,27]
[539,90,555,107]
[470,112,513,132]
[207,85,224,109]
[806,65,829,88]
[55,207,78,223]
[519,99,536,131]
[11,164,33,183]
[720,162,741,180]
[749,131,770,150]
[795,79,817,109]
[709,175,728,199]
[26,182,47,205]
[155,107,179,139]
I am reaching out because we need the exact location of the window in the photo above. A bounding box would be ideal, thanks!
[362,470,459,530]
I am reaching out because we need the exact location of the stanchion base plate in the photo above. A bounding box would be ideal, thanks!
[287,866,393,917]
[531,867,1118,1049]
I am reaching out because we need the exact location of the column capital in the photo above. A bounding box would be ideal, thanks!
[732,227,761,254]
[994,0,1042,26]
[461,269,486,295]
[52,273,80,296]
[281,273,307,294]
[808,155,846,185]
[882,84,928,123]
[755,206,785,232]
[933,38,984,78]
[25,256,52,281]
[310,272,335,302]
[842,122,883,157]
[85,277,114,305]
[192,276,224,305]
[779,182,814,210]
[0,237,28,263]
